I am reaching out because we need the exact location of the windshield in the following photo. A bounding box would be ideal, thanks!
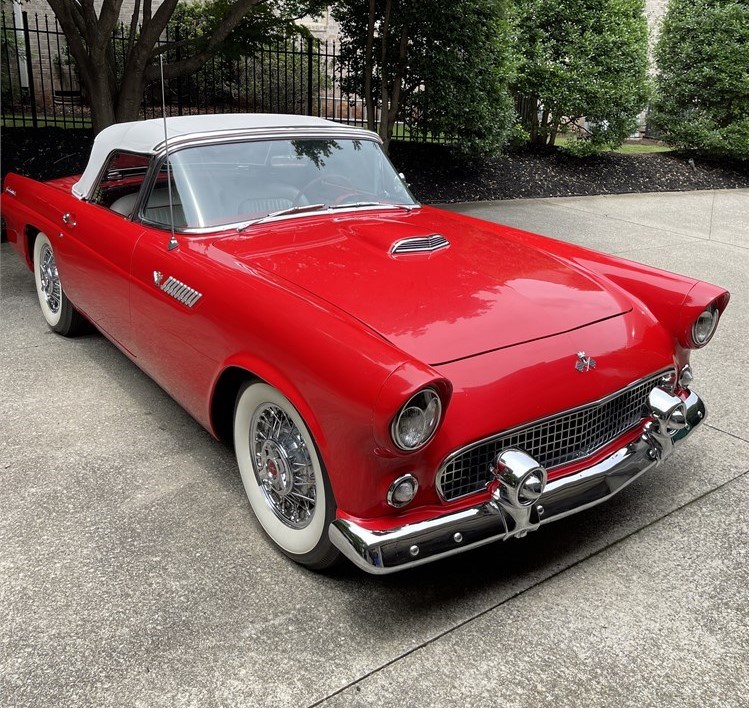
[147,137,417,229]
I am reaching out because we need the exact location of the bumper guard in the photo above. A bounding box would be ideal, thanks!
[329,388,705,574]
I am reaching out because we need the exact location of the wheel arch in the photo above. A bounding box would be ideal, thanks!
[209,357,330,461]
[24,224,42,269]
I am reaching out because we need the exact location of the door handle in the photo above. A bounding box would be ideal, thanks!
[62,212,77,228]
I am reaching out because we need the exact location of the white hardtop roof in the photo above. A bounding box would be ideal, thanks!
[72,113,375,199]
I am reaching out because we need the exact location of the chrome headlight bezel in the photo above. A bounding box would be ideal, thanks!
[391,388,442,452]
[387,473,419,508]
[691,305,719,347]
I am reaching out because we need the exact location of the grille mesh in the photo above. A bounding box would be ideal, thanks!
[437,372,668,501]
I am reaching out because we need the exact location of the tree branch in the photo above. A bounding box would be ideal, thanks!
[143,0,265,80]
[45,0,94,84]
[98,0,125,38]
[126,0,142,57]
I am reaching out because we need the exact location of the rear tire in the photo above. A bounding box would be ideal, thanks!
[233,381,340,570]
[33,232,86,336]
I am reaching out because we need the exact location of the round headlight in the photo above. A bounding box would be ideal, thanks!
[692,305,719,346]
[391,388,442,451]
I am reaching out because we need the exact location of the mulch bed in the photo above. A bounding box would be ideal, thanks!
[389,141,749,203]
[2,127,748,204]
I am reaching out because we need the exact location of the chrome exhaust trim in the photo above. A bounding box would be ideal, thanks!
[329,388,706,575]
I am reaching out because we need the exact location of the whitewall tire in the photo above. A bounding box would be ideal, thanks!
[233,381,340,569]
[32,232,86,336]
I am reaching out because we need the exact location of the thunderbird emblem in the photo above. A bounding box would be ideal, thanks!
[575,351,596,372]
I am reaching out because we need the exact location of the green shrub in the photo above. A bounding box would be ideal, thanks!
[561,137,606,157]
[513,0,650,150]
[652,0,749,160]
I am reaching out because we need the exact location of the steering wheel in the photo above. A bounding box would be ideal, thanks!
[294,174,358,206]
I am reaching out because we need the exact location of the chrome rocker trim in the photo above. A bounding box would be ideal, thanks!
[329,388,705,575]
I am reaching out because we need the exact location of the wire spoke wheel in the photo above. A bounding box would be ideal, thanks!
[38,242,62,314]
[251,403,317,529]
[32,232,85,336]
[233,382,340,569]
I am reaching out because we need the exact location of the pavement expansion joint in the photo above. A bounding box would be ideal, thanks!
[305,467,749,708]
[704,422,749,446]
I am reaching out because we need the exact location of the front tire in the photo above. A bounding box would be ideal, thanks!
[33,232,86,336]
[233,381,340,570]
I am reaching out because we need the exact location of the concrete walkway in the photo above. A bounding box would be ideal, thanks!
[1,189,747,707]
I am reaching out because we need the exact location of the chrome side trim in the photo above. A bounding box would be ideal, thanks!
[391,234,450,254]
[160,276,202,308]
[153,125,381,154]
[330,388,705,575]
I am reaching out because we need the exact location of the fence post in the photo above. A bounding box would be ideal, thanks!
[21,11,38,128]
[306,36,313,116]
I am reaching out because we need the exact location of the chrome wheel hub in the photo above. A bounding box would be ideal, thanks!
[39,244,61,314]
[259,439,295,496]
[251,403,317,529]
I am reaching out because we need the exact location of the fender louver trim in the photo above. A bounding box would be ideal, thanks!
[160,276,202,308]
[391,233,450,254]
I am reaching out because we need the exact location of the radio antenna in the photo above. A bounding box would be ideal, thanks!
[160,55,178,251]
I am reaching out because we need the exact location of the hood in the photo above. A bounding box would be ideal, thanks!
[214,207,632,365]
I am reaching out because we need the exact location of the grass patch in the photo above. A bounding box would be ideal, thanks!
[554,134,672,154]
[613,143,672,154]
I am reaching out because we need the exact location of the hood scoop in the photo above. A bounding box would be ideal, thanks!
[391,233,450,255]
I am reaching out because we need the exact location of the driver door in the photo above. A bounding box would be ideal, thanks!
[56,151,151,352]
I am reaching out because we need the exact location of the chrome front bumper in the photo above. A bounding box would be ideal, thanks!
[330,388,705,575]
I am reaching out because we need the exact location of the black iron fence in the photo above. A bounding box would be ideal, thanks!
[1,10,442,143]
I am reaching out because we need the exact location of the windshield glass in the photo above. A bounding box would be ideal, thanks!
[148,137,417,229]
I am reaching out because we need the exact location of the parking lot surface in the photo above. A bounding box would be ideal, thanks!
[1,189,748,707]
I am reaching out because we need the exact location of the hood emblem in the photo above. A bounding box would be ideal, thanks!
[575,351,596,372]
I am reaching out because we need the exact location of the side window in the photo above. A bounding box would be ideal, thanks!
[142,162,187,228]
[92,151,151,216]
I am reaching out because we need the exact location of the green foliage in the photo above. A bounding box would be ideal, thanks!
[561,136,606,157]
[333,0,516,155]
[652,0,749,160]
[513,0,650,149]
[171,0,325,53]
[506,122,531,151]
[135,2,328,112]
[1,21,17,107]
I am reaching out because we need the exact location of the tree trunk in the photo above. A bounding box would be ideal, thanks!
[115,71,148,124]
[89,83,117,134]
[364,0,376,132]
[529,97,539,144]
[380,22,409,155]
[47,0,262,133]
[378,0,393,150]
[537,108,550,146]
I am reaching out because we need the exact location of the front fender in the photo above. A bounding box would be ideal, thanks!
[216,352,333,460]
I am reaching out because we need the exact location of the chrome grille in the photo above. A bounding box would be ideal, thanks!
[437,371,669,502]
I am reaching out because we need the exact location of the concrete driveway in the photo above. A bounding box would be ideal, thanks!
[1,189,747,707]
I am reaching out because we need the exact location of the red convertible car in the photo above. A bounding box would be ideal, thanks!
[2,114,729,574]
